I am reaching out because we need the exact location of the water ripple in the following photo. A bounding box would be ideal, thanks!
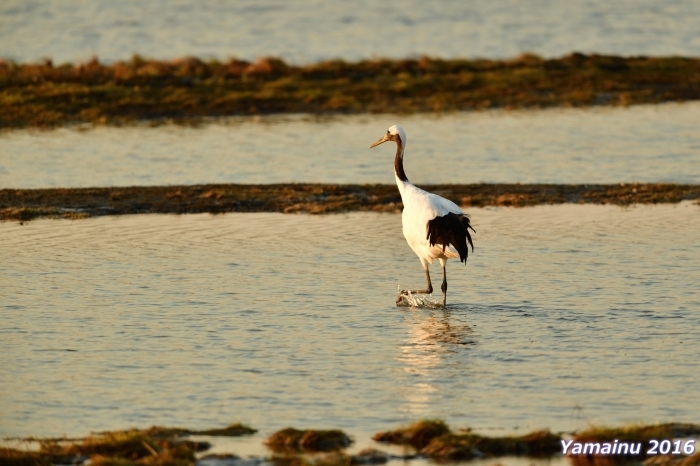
[1,204,699,439]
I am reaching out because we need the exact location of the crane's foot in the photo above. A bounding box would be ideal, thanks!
[397,288,434,307]
[400,289,432,296]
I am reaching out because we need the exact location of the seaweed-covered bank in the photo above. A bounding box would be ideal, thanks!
[2,53,700,128]
[2,421,699,466]
[1,183,698,222]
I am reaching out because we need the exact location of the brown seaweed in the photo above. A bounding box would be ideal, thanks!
[2,53,700,129]
[2,183,698,223]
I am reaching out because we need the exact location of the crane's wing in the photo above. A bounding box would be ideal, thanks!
[423,192,475,263]
[426,191,463,216]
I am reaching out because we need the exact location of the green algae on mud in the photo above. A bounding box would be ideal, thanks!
[1,183,699,222]
[2,53,700,128]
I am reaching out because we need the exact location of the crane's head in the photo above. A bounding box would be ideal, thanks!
[369,125,406,152]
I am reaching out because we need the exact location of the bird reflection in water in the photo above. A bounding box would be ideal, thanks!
[397,308,478,415]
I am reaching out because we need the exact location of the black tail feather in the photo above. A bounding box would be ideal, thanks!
[426,212,475,264]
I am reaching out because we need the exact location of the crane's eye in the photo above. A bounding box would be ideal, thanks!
[387,130,390,134]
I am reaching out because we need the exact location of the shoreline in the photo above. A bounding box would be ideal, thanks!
[2,53,700,128]
[2,183,698,222]
[3,421,698,466]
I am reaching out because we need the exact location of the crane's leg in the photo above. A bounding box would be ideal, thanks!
[439,258,447,306]
[398,259,433,304]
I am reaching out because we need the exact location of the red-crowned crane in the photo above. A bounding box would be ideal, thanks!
[370,125,474,306]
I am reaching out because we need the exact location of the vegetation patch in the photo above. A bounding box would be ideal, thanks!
[372,419,450,449]
[193,423,258,437]
[2,53,700,128]
[1,183,698,222]
[0,447,52,466]
[568,423,700,465]
[421,429,562,461]
[265,428,353,454]
[34,429,197,466]
[373,420,560,461]
[4,422,699,466]
[1,423,256,466]
[575,423,700,444]
[269,449,393,466]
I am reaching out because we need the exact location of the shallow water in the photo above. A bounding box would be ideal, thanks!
[2,103,700,189]
[2,0,700,64]
[2,203,699,441]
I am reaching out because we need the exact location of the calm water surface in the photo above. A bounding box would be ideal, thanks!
[2,203,699,440]
[2,103,700,189]
[3,0,700,456]
[1,0,700,64]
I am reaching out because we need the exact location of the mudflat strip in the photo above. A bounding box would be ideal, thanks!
[2,54,700,128]
[1,183,698,221]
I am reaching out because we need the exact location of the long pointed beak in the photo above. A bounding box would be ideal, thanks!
[369,134,390,149]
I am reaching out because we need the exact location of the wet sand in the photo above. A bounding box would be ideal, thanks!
[1,183,698,221]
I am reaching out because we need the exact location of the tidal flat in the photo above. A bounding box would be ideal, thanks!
[3,54,700,128]
[3,421,698,466]
[2,183,699,222]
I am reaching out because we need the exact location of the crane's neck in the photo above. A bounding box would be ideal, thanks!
[394,139,410,187]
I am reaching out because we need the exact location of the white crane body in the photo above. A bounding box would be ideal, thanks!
[398,179,464,264]
[370,125,474,306]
